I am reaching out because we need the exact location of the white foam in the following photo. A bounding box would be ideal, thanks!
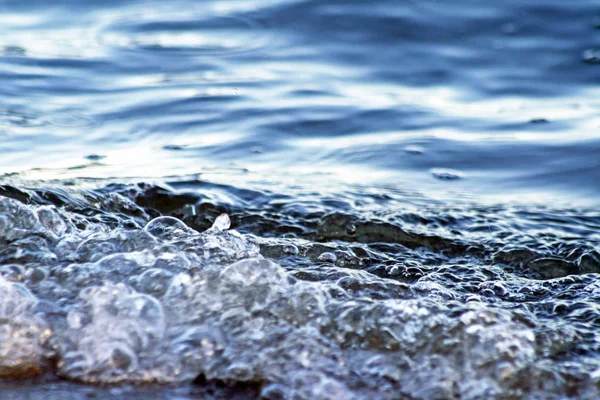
[0,195,594,398]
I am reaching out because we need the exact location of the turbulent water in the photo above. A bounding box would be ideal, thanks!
[1,0,600,399]
[1,181,600,399]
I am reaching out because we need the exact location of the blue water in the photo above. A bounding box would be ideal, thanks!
[1,0,599,203]
[2,1,600,399]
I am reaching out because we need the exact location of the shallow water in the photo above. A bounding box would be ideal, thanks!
[1,0,600,399]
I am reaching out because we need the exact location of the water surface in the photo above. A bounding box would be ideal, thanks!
[1,1,600,399]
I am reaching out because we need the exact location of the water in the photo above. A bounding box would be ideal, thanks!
[1,0,600,399]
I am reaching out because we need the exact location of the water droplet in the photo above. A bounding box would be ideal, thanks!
[210,213,231,232]
[144,216,194,240]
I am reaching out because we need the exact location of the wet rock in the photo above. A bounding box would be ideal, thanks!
[528,258,578,280]
[316,213,476,257]
[125,183,201,214]
[0,185,36,205]
[576,251,600,274]
[192,374,263,397]
[493,248,540,265]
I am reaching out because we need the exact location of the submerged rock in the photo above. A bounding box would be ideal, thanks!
[528,258,579,280]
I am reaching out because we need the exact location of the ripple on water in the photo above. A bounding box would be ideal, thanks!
[0,110,95,131]
[47,113,95,128]
[96,5,269,57]
[0,111,46,129]
[431,168,463,181]
[2,45,26,57]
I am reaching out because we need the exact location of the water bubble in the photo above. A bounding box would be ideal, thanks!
[25,267,48,284]
[108,343,138,372]
[0,276,48,378]
[35,205,69,236]
[130,268,175,297]
[219,258,287,288]
[1,184,600,397]
[67,311,85,329]
[144,216,195,240]
[225,362,254,381]
[261,383,288,400]
[283,244,299,255]
[317,252,337,263]
[0,264,26,282]
[59,284,166,382]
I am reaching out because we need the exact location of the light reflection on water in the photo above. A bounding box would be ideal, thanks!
[0,0,599,205]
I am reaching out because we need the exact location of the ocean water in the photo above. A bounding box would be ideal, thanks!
[1,0,600,399]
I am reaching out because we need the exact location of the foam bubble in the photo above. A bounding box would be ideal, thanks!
[58,283,166,383]
[0,277,51,378]
[0,193,598,398]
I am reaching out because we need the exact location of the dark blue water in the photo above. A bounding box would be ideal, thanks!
[2,1,600,399]
[1,0,599,202]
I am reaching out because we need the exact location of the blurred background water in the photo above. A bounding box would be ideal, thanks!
[2,1,600,399]
[1,0,599,203]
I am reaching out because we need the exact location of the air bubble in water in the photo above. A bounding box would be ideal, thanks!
[58,284,166,383]
[144,216,195,240]
[0,276,49,378]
